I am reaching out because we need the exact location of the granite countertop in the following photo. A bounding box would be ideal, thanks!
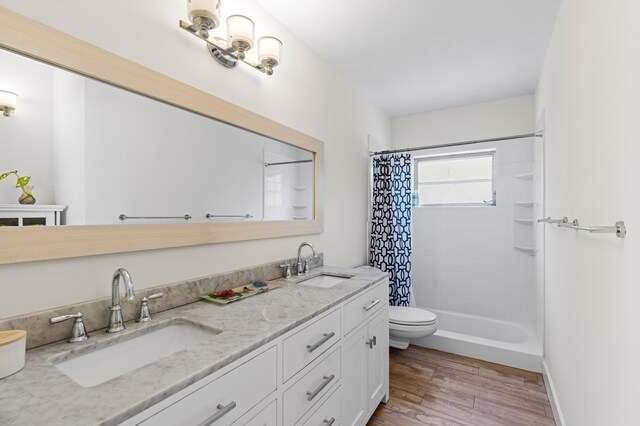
[0,266,387,426]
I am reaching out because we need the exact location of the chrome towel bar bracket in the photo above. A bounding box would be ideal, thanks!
[538,217,566,224]
[538,217,627,238]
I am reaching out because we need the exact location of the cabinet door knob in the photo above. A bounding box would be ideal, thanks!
[323,418,336,426]
[366,338,374,349]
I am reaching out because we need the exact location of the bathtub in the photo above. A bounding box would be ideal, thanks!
[412,308,543,372]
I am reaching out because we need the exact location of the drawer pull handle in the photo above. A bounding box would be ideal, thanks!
[198,401,237,426]
[306,332,336,353]
[362,300,380,311]
[306,374,335,401]
[324,418,336,426]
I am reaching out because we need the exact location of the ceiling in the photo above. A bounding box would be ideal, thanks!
[256,0,560,117]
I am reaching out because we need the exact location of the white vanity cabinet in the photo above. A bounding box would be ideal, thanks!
[282,309,341,382]
[365,310,388,411]
[138,346,277,426]
[341,284,389,426]
[123,279,388,426]
[242,400,278,426]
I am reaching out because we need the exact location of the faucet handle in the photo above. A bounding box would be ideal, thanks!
[144,293,164,302]
[49,312,89,343]
[137,293,163,322]
[304,258,312,274]
[280,264,292,279]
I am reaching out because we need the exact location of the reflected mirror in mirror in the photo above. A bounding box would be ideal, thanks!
[0,48,314,226]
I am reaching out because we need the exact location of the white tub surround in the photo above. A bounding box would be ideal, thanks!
[408,137,544,370]
[414,309,542,372]
[0,266,389,426]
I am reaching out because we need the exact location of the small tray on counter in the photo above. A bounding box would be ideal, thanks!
[201,282,279,305]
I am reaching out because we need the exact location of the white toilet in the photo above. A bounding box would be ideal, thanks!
[388,306,438,349]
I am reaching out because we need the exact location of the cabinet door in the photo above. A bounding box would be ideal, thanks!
[243,400,277,426]
[341,326,368,426]
[367,309,388,412]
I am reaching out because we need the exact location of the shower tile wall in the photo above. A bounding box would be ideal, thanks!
[412,139,536,327]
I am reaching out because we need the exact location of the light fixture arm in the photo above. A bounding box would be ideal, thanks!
[179,20,272,73]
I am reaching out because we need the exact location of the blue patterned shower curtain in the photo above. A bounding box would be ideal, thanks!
[369,154,413,307]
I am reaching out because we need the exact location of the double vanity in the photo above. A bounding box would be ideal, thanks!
[0,264,389,426]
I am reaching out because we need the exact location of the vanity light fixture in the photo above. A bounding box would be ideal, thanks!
[179,0,283,76]
[0,90,18,117]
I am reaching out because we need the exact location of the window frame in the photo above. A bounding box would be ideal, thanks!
[413,150,496,207]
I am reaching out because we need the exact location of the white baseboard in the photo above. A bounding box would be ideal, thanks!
[542,359,566,426]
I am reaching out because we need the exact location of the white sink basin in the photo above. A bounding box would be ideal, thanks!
[298,273,353,288]
[52,321,220,387]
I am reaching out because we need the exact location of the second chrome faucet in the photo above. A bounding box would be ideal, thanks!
[296,242,318,275]
[281,242,318,278]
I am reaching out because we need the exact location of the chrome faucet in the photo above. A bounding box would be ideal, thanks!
[296,242,318,275]
[107,268,136,333]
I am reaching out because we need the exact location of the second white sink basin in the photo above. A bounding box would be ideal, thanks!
[52,321,220,387]
[298,273,353,288]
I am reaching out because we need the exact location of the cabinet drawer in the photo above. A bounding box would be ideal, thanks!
[343,282,387,335]
[283,309,341,381]
[243,400,277,426]
[284,347,341,426]
[302,386,341,426]
[141,346,277,426]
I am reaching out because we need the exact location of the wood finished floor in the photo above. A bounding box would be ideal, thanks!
[368,346,556,426]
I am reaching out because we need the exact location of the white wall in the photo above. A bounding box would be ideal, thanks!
[0,0,390,318]
[535,0,640,424]
[0,49,55,204]
[391,95,535,149]
[53,69,87,225]
[411,139,539,340]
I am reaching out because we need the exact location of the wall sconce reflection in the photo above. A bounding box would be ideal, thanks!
[0,90,18,117]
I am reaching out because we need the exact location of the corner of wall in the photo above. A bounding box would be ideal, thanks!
[542,359,566,426]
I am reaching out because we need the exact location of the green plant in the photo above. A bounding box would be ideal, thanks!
[0,170,31,193]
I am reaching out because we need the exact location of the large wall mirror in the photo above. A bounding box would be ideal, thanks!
[0,7,323,264]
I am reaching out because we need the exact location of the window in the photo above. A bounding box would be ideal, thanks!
[414,151,495,206]
[265,173,283,207]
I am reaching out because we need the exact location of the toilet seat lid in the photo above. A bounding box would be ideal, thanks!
[388,306,437,326]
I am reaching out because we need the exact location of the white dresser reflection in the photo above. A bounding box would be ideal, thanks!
[0,204,67,226]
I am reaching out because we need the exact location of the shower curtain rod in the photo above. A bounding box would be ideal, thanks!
[369,131,543,156]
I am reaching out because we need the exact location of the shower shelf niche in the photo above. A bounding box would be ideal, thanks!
[514,246,535,255]
[514,219,534,224]
[514,173,534,180]
[513,169,535,255]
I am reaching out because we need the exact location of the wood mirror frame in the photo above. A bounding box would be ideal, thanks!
[0,7,324,264]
